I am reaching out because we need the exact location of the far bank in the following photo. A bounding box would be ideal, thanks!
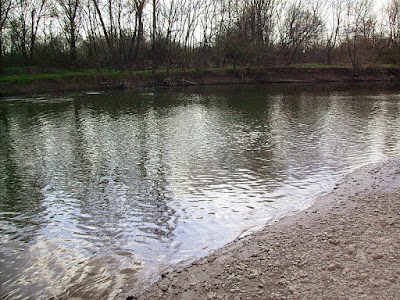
[1,66,400,96]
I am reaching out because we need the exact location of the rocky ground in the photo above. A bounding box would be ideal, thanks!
[130,159,400,300]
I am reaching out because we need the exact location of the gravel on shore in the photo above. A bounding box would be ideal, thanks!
[133,158,400,300]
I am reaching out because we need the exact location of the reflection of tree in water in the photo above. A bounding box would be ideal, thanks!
[1,97,180,299]
[0,103,53,241]
[1,86,400,299]
[70,99,178,249]
[380,98,400,152]
[0,106,22,215]
[164,90,283,193]
[0,99,84,299]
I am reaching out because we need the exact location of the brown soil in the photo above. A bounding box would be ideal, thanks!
[133,158,400,300]
[1,67,400,96]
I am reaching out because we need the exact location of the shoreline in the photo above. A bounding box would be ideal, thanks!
[1,66,400,96]
[133,158,400,300]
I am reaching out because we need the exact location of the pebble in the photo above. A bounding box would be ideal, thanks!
[288,286,296,294]
[372,254,384,260]
[348,244,356,254]
[327,263,341,271]
[158,284,169,292]
[247,269,259,279]
[328,239,340,246]
[278,279,286,286]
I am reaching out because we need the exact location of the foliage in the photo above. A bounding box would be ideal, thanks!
[0,0,399,74]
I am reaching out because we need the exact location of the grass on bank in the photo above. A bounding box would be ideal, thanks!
[0,68,205,83]
[0,66,338,83]
[1,64,398,84]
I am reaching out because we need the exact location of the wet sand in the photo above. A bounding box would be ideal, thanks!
[133,158,400,300]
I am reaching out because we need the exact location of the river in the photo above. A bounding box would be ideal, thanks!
[1,83,400,299]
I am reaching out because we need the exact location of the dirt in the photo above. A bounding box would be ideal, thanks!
[131,158,400,300]
[1,67,400,96]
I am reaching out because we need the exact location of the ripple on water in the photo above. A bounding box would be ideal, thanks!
[0,86,400,298]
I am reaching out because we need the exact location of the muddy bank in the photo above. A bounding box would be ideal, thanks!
[1,66,400,96]
[132,158,400,300]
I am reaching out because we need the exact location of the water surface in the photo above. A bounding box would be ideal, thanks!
[1,84,400,298]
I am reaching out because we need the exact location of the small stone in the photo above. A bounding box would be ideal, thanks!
[247,269,259,279]
[372,254,384,260]
[207,292,217,299]
[348,245,356,255]
[327,263,341,271]
[341,268,351,275]
[328,239,340,246]
[288,286,296,294]
[158,284,169,292]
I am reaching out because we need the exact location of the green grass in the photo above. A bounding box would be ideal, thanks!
[289,63,346,69]
[1,64,398,84]
[0,67,248,83]
[0,68,195,83]
[0,66,265,82]
[0,70,111,83]
[376,64,400,68]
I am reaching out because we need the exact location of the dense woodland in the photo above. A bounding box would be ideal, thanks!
[0,0,399,74]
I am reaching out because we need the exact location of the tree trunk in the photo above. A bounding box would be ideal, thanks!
[0,34,3,74]
[152,0,157,70]
[70,26,78,68]
[92,0,119,68]
[134,14,144,64]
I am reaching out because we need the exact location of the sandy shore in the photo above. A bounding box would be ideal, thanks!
[131,158,400,300]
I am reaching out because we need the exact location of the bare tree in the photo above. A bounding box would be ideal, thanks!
[344,0,377,69]
[128,0,146,66]
[9,0,48,67]
[243,0,278,47]
[158,0,180,69]
[0,0,13,72]
[387,0,400,49]
[279,0,323,64]
[91,0,117,67]
[56,0,82,67]
[325,0,345,65]
[182,0,202,68]
[152,0,158,68]
[0,0,397,72]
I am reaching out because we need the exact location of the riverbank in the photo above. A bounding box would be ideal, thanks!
[133,158,400,300]
[1,66,400,96]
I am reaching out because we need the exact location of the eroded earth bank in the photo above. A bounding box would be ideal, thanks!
[133,158,400,300]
